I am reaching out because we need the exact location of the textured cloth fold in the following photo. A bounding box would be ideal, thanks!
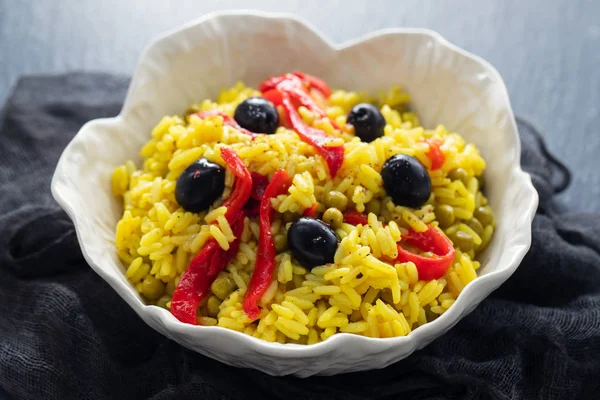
[0,74,598,400]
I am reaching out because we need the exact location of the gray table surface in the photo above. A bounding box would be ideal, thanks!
[1,0,599,212]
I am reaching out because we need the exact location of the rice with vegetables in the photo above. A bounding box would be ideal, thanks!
[112,72,495,344]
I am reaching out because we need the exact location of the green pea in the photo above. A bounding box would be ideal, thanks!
[210,273,237,300]
[435,205,455,228]
[141,275,165,300]
[274,234,288,252]
[207,295,221,317]
[349,310,362,322]
[156,295,171,309]
[451,230,474,252]
[365,199,381,215]
[474,205,494,227]
[165,280,176,296]
[466,218,484,236]
[325,191,348,211]
[322,207,344,229]
[282,211,297,223]
[477,174,485,190]
[475,191,483,208]
[379,290,394,304]
[425,308,438,323]
[183,104,201,118]
[448,168,469,184]
[198,295,209,308]
[425,192,436,206]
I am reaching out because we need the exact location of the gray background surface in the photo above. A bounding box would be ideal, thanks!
[1,0,598,211]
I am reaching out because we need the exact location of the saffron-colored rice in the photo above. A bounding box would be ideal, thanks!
[112,81,495,344]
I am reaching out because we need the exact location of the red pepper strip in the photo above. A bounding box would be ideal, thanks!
[170,210,245,325]
[260,73,344,175]
[260,73,313,94]
[425,139,445,171]
[281,96,344,177]
[219,147,253,225]
[291,71,332,98]
[259,74,290,93]
[171,147,252,324]
[209,210,246,276]
[244,198,261,217]
[245,171,268,217]
[263,89,284,107]
[260,74,339,128]
[303,203,318,218]
[250,172,269,201]
[260,72,333,99]
[275,79,340,129]
[395,225,455,281]
[195,111,256,138]
[276,105,292,129]
[343,210,369,226]
[245,200,260,217]
[244,170,293,319]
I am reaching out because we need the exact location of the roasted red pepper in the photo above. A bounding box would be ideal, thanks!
[171,147,252,325]
[262,89,284,107]
[425,139,445,171]
[219,147,253,226]
[274,77,338,128]
[195,110,255,138]
[259,73,345,177]
[260,72,332,99]
[244,199,260,217]
[208,211,246,276]
[291,71,332,98]
[245,172,269,217]
[281,96,344,177]
[244,169,293,319]
[303,203,319,218]
[343,210,369,226]
[395,225,455,280]
[171,210,245,325]
[250,172,269,201]
[259,75,289,94]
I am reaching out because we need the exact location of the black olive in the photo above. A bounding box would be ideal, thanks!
[381,154,431,208]
[233,97,279,134]
[346,103,386,142]
[175,158,225,213]
[287,217,339,269]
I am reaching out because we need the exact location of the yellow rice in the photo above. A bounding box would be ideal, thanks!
[112,80,495,344]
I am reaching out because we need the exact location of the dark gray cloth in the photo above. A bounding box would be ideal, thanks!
[0,74,599,400]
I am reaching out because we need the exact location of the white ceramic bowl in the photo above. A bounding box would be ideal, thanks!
[51,11,538,377]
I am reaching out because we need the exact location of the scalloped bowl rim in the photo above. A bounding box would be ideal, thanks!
[51,10,538,361]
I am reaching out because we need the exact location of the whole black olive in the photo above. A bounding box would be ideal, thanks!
[287,217,339,269]
[381,154,431,208]
[233,97,279,134]
[346,103,386,142]
[175,158,225,213]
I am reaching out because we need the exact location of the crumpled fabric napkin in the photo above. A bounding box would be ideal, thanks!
[0,74,598,400]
